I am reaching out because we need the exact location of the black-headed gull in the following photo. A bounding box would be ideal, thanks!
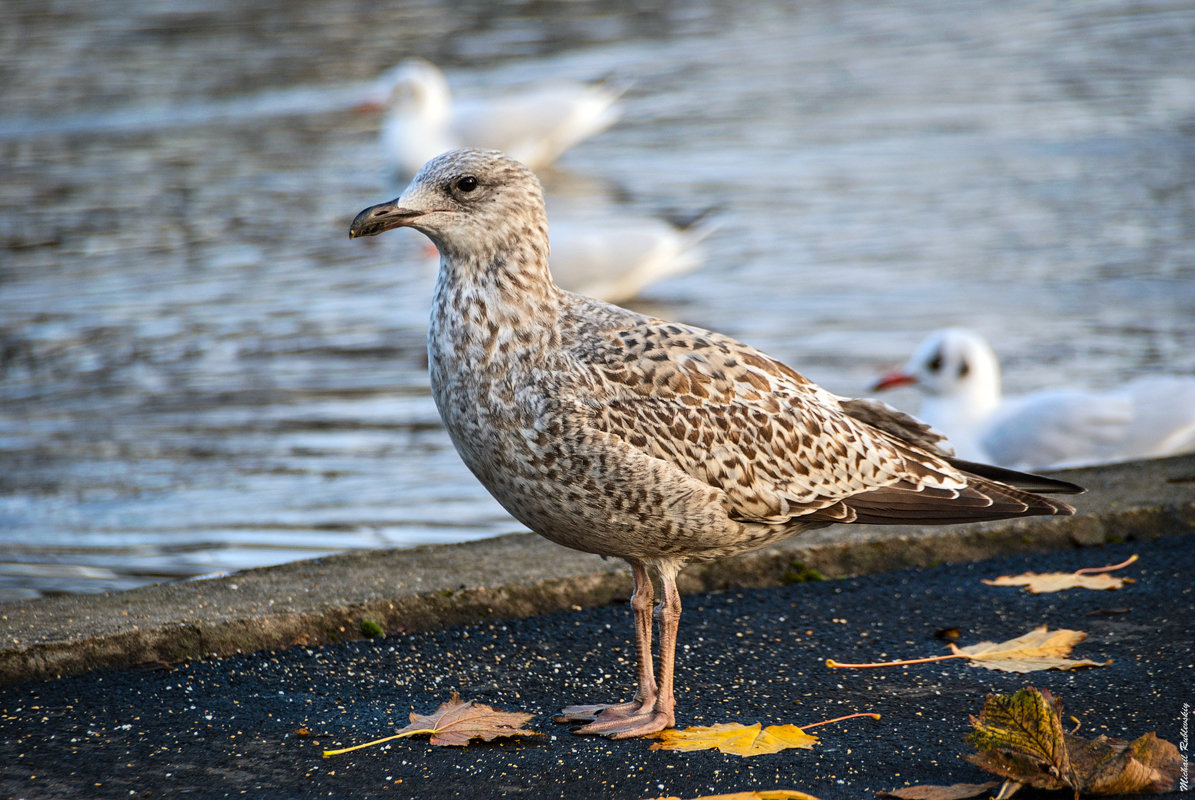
[873,327,1195,470]
[362,59,622,176]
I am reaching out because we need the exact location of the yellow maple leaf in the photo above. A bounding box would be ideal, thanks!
[643,792,825,800]
[650,722,818,756]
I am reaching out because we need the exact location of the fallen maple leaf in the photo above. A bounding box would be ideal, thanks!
[322,692,540,756]
[649,712,878,757]
[826,625,1109,673]
[983,573,1132,594]
[643,791,825,800]
[983,554,1138,594]
[952,626,1110,672]
[877,782,999,800]
[966,687,1182,797]
[650,723,818,756]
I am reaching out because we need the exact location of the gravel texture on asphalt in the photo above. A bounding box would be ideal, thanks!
[1,535,1190,799]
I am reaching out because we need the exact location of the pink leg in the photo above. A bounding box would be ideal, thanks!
[559,560,680,738]
[646,567,681,733]
[555,561,657,727]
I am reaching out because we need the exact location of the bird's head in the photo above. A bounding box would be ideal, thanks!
[873,327,1000,399]
[358,57,449,114]
[349,148,549,266]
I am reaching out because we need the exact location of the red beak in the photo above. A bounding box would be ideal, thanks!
[872,370,917,391]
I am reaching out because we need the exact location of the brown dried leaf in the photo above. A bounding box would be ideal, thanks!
[397,691,539,746]
[649,722,818,757]
[982,573,1133,594]
[322,692,540,756]
[877,782,1000,800]
[1066,731,1182,795]
[827,626,1107,673]
[952,625,1110,672]
[643,792,825,800]
[982,555,1137,594]
[965,687,1182,796]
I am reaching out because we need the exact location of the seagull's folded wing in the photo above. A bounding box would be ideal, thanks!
[574,320,1074,527]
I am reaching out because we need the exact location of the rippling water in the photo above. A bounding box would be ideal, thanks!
[2,0,1194,598]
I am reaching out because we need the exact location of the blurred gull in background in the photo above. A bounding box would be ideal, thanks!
[362,58,623,177]
[873,328,1195,471]
[417,209,714,304]
[544,211,715,304]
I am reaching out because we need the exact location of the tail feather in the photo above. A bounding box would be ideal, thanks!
[947,458,1085,495]
[820,459,1081,527]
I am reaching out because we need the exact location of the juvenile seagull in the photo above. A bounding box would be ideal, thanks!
[874,328,1195,470]
[350,149,1082,739]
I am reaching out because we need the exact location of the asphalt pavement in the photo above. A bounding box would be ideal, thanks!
[1,534,1190,799]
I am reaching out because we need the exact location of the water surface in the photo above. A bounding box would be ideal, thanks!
[2,0,1193,598]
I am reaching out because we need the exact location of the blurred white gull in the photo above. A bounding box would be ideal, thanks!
[873,327,1195,470]
[546,211,714,304]
[418,209,714,304]
[363,58,622,176]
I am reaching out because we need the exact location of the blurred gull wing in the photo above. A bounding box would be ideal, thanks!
[546,212,714,303]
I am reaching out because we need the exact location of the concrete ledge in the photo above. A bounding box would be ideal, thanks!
[1,454,1192,686]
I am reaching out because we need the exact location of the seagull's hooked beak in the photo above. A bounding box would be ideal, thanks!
[349,199,425,239]
[872,370,917,391]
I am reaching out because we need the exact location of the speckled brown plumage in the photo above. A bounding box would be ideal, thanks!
[350,148,1083,738]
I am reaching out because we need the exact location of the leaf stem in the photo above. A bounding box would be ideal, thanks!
[825,653,967,669]
[799,712,882,730]
[1073,553,1138,576]
[322,729,428,757]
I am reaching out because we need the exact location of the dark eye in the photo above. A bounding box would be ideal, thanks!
[927,352,943,372]
[958,359,970,378]
[455,176,478,193]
